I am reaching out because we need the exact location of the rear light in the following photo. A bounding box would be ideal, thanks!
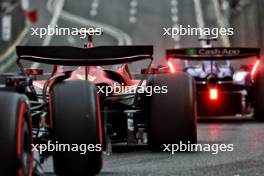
[167,60,175,73]
[209,88,218,100]
[251,60,260,76]
[27,10,38,24]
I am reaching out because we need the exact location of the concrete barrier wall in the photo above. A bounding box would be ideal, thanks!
[229,0,264,48]
[256,0,264,49]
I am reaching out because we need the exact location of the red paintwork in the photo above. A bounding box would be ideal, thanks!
[33,64,140,89]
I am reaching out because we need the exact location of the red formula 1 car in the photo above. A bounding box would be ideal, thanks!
[163,47,264,120]
[0,38,196,175]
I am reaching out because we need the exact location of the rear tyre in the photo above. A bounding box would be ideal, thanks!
[254,61,264,121]
[148,73,197,151]
[50,80,103,176]
[0,92,33,176]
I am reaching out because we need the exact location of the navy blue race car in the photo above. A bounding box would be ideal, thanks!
[163,47,264,119]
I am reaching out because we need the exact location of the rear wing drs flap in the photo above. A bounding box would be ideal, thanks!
[16,45,153,66]
[166,48,261,60]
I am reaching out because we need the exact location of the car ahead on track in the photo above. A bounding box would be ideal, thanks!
[0,41,197,175]
[161,47,264,119]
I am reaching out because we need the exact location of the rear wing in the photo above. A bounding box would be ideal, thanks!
[166,48,261,60]
[16,45,153,66]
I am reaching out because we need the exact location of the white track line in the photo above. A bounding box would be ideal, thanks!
[47,0,132,45]
[129,0,138,23]
[212,1,230,47]
[171,0,178,6]
[31,0,133,68]
[31,0,64,68]
[193,0,230,47]
[60,10,133,45]
[171,0,180,48]
[43,0,64,46]
[193,0,206,46]
[90,0,99,17]
[67,35,76,44]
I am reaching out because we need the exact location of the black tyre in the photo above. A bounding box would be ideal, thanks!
[50,80,103,175]
[0,92,33,176]
[254,61,264,121]
[148,73,197,150]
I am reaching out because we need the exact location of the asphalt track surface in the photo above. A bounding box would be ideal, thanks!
[43,119,264,176]
[7,0,264,175]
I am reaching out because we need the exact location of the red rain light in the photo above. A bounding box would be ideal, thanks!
[209,88,218,100]
[168,60,175,73]
[251,60,260,76]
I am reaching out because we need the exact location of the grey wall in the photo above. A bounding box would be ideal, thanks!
[0,1,26,56]
[229,0,264,49]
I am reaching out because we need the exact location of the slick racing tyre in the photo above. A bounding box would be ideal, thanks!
[148,73,197,151]
[254,61,264,121]
[50,80,103,175]
[0,92,33,176]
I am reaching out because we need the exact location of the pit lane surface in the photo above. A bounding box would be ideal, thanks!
[6,0,264,175]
